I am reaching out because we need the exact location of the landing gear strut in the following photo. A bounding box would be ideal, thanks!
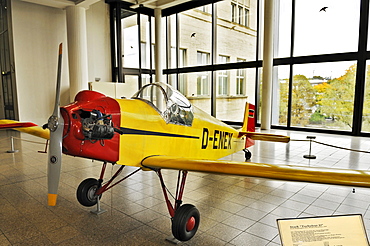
[156,169,200,241]
[76,162,200,242]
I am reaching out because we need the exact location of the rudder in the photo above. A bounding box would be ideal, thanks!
[241,102,255,148]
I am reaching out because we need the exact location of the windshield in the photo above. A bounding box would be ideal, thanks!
[132,82,194,126]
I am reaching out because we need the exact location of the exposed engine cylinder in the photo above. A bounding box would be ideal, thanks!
[82,110,115,140]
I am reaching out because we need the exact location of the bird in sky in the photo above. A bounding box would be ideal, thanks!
[191,32,196,38]
[320,7,328,12]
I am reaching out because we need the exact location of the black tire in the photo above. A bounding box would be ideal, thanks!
[171,204,200,241]
[76,178,102,207]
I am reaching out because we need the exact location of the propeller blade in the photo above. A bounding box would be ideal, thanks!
[47,43,63,206]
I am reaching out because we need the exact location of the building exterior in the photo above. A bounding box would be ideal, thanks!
[120,0,258,122]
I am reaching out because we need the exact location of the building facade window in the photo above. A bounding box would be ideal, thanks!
[238,6,243,25]
[198,5,211,14]
[197,51,210,96]
[218,55,229,95]
[231,2,250,27]
[231,3,236,23]
[244,9,249,27]
[236,58,246,95]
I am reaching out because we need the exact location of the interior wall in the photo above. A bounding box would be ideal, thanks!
[11,0,69,125]
[11,0,111,126]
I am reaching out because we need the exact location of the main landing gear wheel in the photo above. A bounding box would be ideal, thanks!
[171,204,200,241]
[76,178,102,207]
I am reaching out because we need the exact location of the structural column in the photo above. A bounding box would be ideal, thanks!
[154,8,165,110]
[66,6,89,101]
[261,0,274,130]
[154,8,163,82]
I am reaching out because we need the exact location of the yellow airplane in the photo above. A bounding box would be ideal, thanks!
[1,44,370,242]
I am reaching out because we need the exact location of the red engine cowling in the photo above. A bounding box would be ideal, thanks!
[61,90,121,163]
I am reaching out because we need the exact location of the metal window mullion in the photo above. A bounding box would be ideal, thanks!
[352,0,370,135]
[287,0,295,128]
[115,4,123,83]
[211,3,217,117]
[109,4,116,82]
[138,12,142,88]
[149,16,153,84]
[176,13,180,89]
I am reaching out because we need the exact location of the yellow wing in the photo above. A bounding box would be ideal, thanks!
[141,156,370,188]
[0,119,50,139]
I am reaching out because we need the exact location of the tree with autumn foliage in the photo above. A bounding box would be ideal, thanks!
[319,64,356,129]
[279,74,316,126]
[361,65,370,131]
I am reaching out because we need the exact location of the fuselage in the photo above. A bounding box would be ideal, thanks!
[60,84,246,166]
[116,98,245,166]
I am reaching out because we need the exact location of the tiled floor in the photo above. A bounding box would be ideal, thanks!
[1,129,370,245]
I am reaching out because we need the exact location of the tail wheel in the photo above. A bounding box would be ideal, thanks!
[76,178,102,207]
[243,149,252,160]
[172,204,200,241]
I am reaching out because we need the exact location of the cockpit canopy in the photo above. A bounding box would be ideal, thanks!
[132,82,194,126]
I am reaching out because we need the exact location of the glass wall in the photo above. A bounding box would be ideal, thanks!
[109,0,370,136]
[272,0,370,135]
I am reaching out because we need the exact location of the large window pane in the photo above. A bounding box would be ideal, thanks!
[272,65,290,126]
[167,15,177,69]
[275,0,292,58]
[361,61,370,132]
[216,1,257,63]
[179,5,212,66]
[216,67,256,122]
[290,62,356,131]
[294,0,360,56]
[122,11,139,68]
[183,72,211,114]
[140,15,152,69]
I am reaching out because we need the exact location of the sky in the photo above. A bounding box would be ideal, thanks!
[276,0,362,79]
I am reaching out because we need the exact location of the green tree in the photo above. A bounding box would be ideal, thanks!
[279,79,289,124]
[319,65,356,129]
[361,65,370,131]
[279,75,316,126]
[291,75,316,126]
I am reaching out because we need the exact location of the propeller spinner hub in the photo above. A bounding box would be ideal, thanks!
[48,115,59,132]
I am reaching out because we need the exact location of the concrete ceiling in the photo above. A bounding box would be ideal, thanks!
[20,0,194,9]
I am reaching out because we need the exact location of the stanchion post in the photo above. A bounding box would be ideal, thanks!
[303,136,316,159]
[7,136,19,153]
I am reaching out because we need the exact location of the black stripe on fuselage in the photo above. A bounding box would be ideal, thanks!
[119,127,199,139]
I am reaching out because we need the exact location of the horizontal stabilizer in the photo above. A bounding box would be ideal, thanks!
[0,119,50,139]
[239,131,290,143]
[141,156,370,188]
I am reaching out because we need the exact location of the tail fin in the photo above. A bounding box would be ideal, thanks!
[241,102,255,133]
[241,102,255,148]
[239,104,290,146]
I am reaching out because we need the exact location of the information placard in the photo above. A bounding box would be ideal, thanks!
[277,214,369,246]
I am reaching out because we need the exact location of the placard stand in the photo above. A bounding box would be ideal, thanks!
[277,214,369,246]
